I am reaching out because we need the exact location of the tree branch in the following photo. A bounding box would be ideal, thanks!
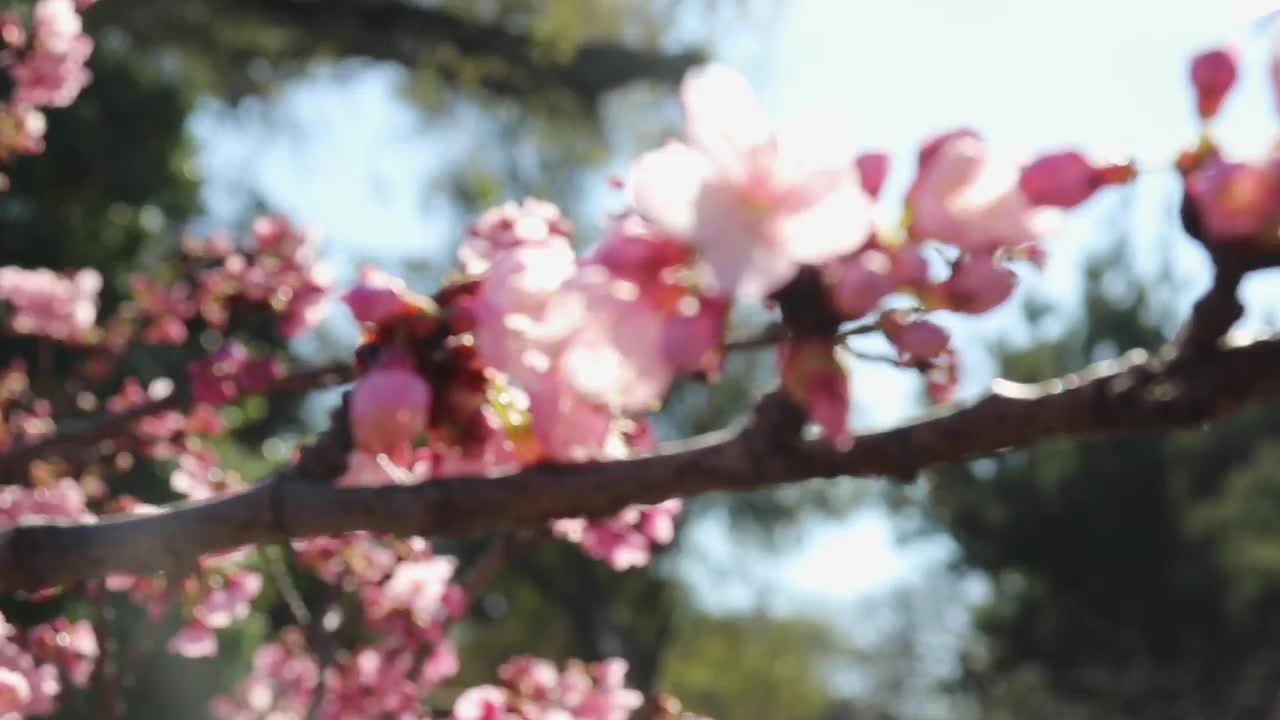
[2,324,1277,593]
[1,318,850,478]
[115,0,704,109]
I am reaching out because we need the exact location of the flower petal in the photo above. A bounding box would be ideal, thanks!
[629,141,713,238]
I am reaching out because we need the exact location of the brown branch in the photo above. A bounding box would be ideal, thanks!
[0,265,1266,593]
[1,324,1276,593]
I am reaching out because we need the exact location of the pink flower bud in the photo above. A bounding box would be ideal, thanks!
[828,249,895,319]
[349,354,431,461]
[936,253,1016,313]
[1191,46,1238,119]
[1020,151,1100,208]
[0,13,25,48]
[856,152,890,198]
[882,313,950,364]
[342,267,411,327]
[1185,156,1280,241]
[779,338,851,449]
[168,622,217,658]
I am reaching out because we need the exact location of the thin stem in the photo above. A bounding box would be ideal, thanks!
[89,583,120,720]
[723,317,881,352]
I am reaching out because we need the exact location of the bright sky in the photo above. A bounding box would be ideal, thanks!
[191,1,1280,625]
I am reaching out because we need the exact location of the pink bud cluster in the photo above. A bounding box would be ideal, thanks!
[27,618,98,689]
[551,498,683,571]
[0,477,92,526]
[452,656,643,720]
[0,266,100,343]
[169,560,264,659]
[0,0,96,189]
[194,216,331,339]
[216,536,465,718]
[187,341,285,406]
[0,612,62,717]
[1178,44,1280,249]
[342,201,702,568]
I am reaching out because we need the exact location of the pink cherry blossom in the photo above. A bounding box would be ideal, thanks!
[457,656,646,720]
[459,197,574,275]
[589,213,690,284]
[0,666,30,712]
[211,631,319,719]
[0,477,93,526]
[553,499,684,570]
[193,571,263,630]
[1185,154,1280,241]
[589,214,728,380]
[291,532,403,586]
[420,641,461,689]
[498,656,560,699]
[526,380,617,463]
[168,622,218,658]
[171,447,245,500]
[453,685,515,720]
[0,266,100,342]
[0,104,47,162]
[629,63,874,300]
[367,557,458,628]
[471,238,579,389]
[908,130,1059,252]
[195,216,332,337]
[554,266,675,413]
[349,352,431,462]
[187,342,284,406]
[28,618,98,687]
[1190,46,1238,119]
[0,635,58,716]
[6,0,94,109]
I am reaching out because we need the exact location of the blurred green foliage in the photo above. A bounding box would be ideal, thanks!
[924,248,1280,719]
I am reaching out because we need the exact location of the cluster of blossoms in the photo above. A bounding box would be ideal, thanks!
[118,215,331,351]
[0,0,97,190]
[0,266,101,343]
[452,657,646,720]
[0,213,329,716]
[1179,43,1280,249]
[9,8,1280,715]
[0,611,67,717]
[342,63,1131,507]
[214,535,464,718]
